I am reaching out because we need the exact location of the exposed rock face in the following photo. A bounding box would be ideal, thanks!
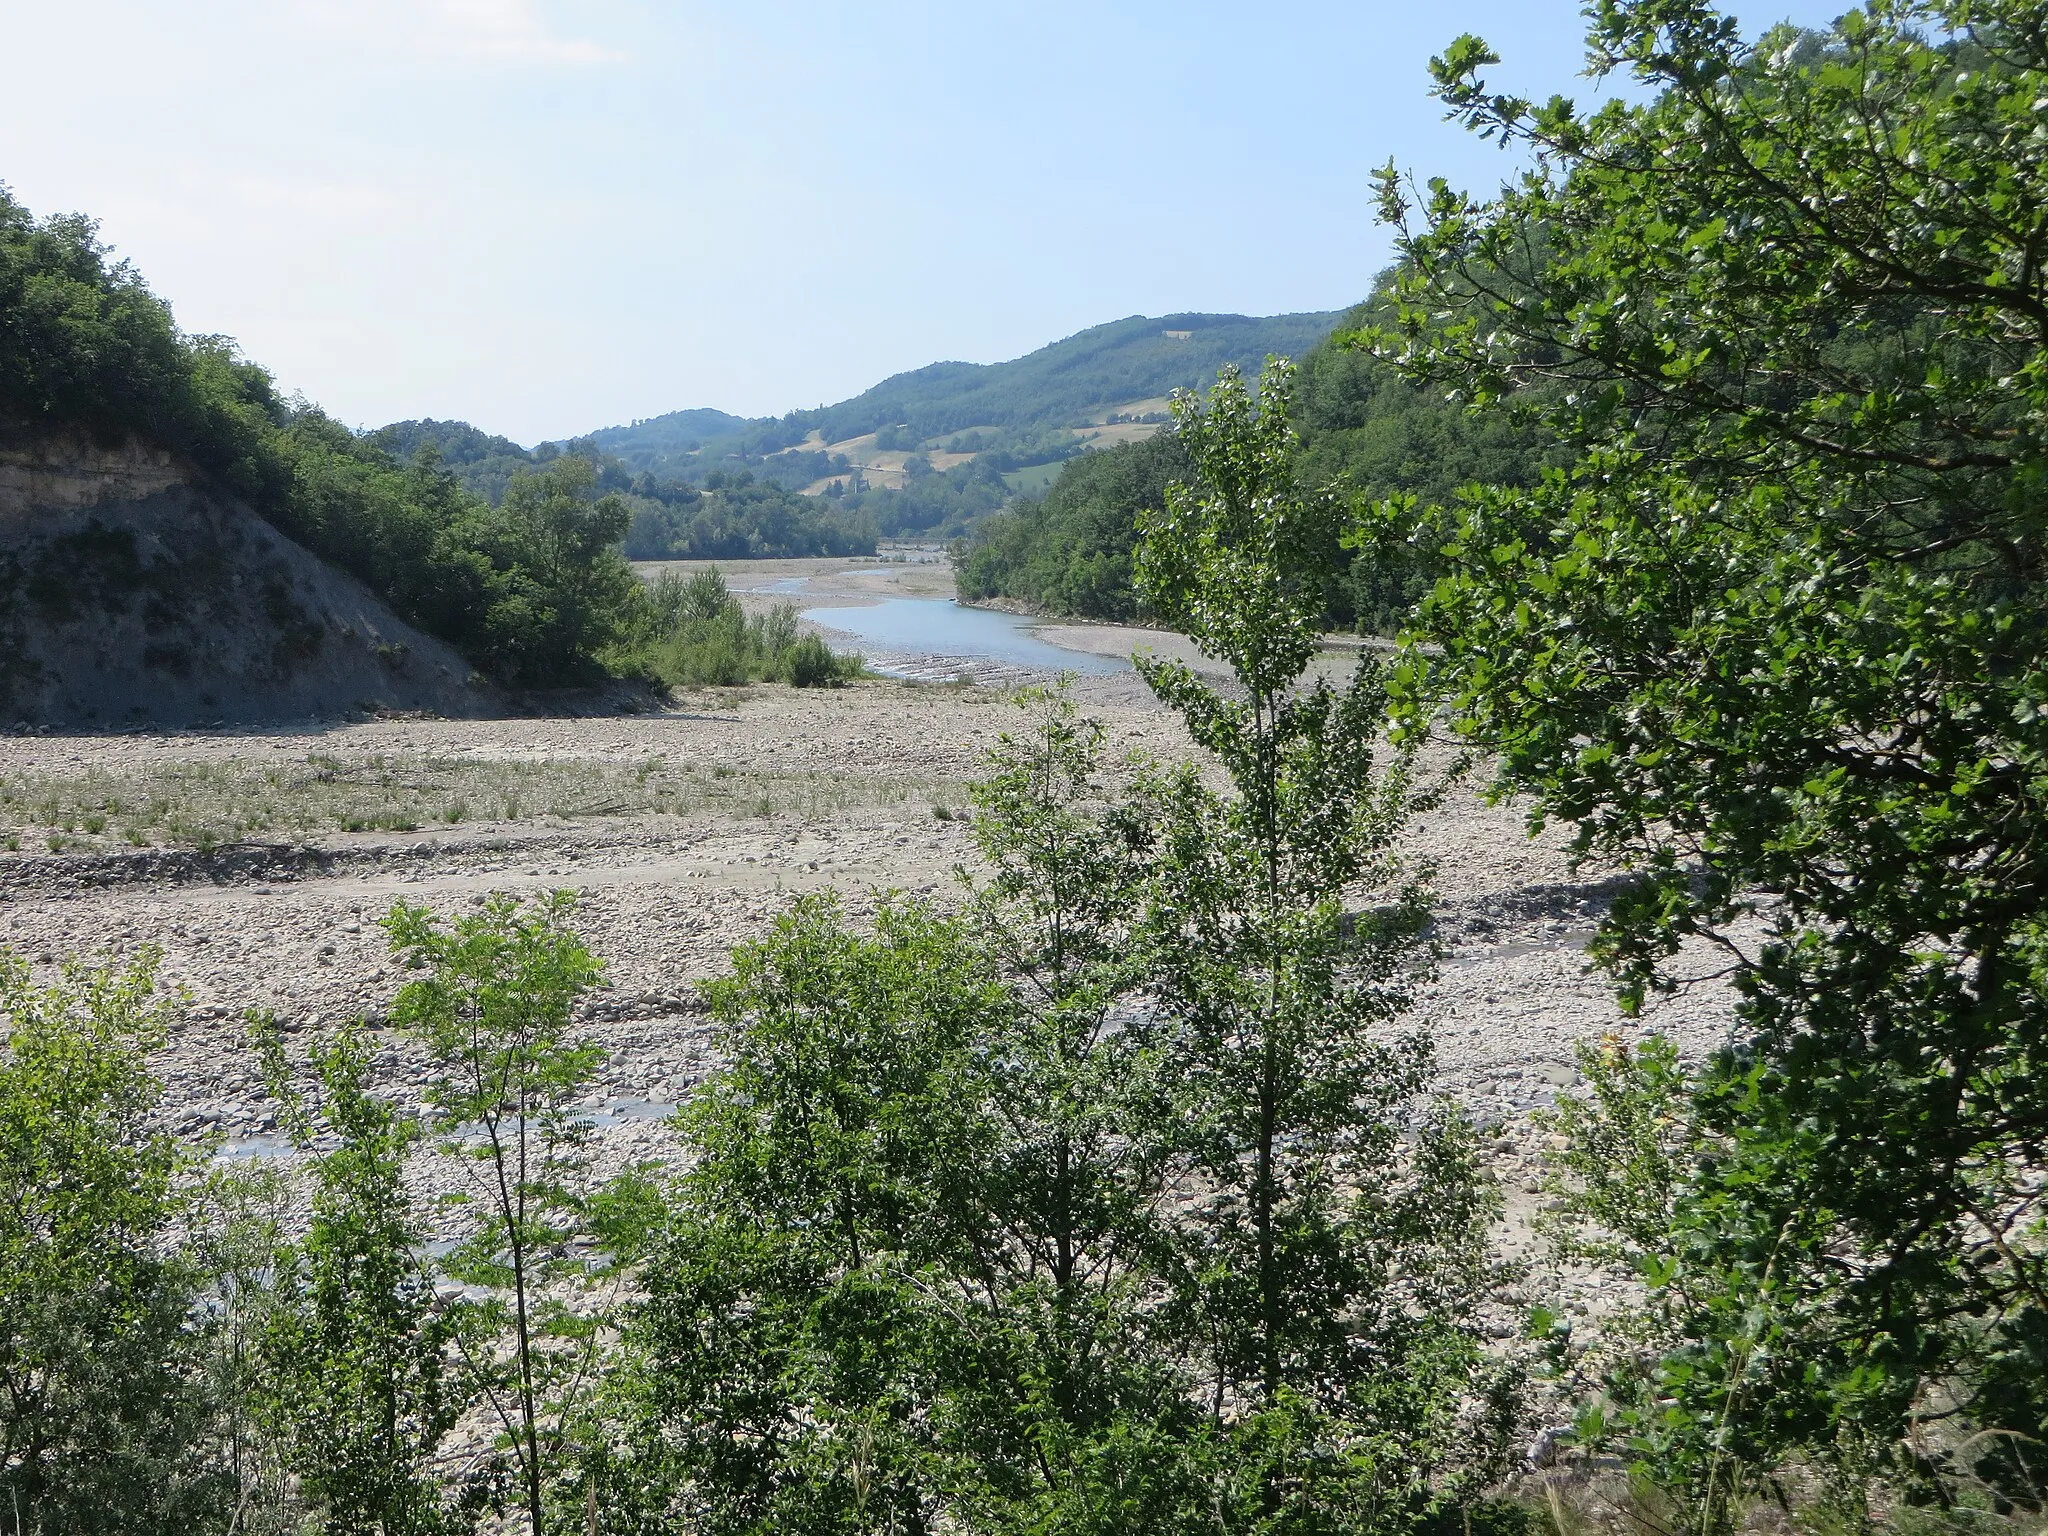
[0,427,496,727]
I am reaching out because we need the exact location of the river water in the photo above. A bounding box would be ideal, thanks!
[798,597,1127,676]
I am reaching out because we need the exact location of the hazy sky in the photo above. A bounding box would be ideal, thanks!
[2,1,1845,444]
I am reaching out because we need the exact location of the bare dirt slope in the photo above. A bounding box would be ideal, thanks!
[0,426,494,728]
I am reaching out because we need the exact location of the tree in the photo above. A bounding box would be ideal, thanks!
[603,895,1002,1535]
[0,185,654,693]
[383,893,611,1536]
[484,458,641,686]
[254,1020,469,1535]
[1371,0,2048,1514]
[933,685,1198,1534]
[1133,362,1508,1530]
[0,951,224,1531]
[604,697,1196,1535]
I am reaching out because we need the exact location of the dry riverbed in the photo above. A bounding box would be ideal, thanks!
[0,656,1737,1316]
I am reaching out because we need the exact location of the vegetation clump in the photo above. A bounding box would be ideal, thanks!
[1362,0,2048,1526]
[632,567,863,689]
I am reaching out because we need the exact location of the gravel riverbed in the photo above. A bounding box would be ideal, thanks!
[0,660,1737,1312]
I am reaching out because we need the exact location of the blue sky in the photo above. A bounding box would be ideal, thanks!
[2,0,1846,443]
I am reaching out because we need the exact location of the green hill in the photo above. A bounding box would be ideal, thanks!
[587,310,1343,468]
[956,291,1555,631]
[788,309,1342,441]
[571,309,1344,534]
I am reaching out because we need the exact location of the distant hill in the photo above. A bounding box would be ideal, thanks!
[587,408,752,465]
[583,310,1344,475]
[367,308,1350,542]
[800,310,1344,442]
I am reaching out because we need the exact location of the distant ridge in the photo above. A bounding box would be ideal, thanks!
[584,309,1345,472]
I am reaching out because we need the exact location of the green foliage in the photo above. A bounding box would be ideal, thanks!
[603,895,1007,1533]
[940,687,1194,1534]
[1371,0,2048,1519]
[383,893,618,1536]
[836,452,1016,539]
[956,434,1190,619]
[604,706,1200,1534]
[0,950,225,1530]
[781,632,846,688]
[1533,1035,1696,1269]
[1293,293,1549,633]
[254,1020,469,1535]
[477,457,640,682]
[957,305,1546,629]
[1135,361,1510,1526]
[622,470,877,560]
[631,566,862,688]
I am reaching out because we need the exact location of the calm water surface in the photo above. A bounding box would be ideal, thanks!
[800,597,1128,674]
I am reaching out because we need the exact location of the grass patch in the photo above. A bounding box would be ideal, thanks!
[0,754,955,852]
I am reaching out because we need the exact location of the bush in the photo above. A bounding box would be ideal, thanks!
[780,633,841,688]
[0,951,226,1528]
[630,568,861,689]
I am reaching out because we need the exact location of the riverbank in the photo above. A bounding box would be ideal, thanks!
[635,553,1367,688]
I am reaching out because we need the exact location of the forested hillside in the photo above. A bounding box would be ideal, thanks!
[572,309,1342,534]
[0,191,644,687]
[593,309,1340,467]
[368,419,876,561]
[958,291,1549,628]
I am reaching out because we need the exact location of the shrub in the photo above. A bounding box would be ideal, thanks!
[631,568,860,689]
[781,633,841,688]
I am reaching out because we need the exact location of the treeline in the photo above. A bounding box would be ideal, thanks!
[956,431,1191,619]
[369,421,877,562]
[956,292,1548,629]
[625,470,876,561]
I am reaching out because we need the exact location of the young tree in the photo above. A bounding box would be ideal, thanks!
[1372,0,2048,1513]
[603,895,1001,1536]
[187,1158,295,1535]
[383,893,610,1536]
[1134,361,1506,1530]
[0,951,225,1530]
[254,1019,469,1535]
[935,685,1199,1534]
[605,757,1195,1536]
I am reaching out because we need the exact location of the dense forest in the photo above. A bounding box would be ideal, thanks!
[8,1,2048,1533]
